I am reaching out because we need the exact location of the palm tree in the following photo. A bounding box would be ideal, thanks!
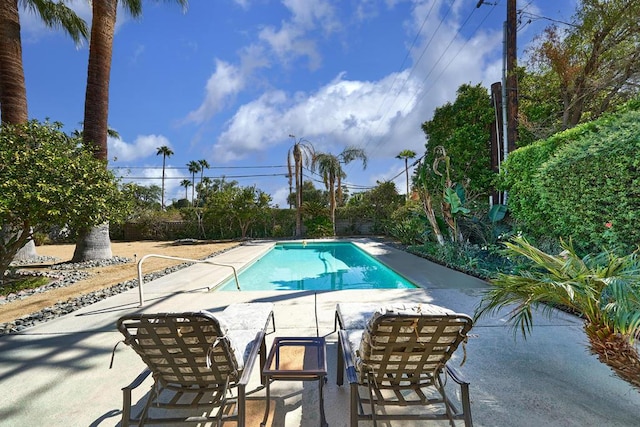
[180,179,192,201]
[0,0,87,260]
[156,145,174,209]
[475,236,640,390]
[187,160,201,204]
[74,0,187,262]
[196,159,210,206]
[396,149,416,200]
[312,147,367,235]
[287,135,315,237]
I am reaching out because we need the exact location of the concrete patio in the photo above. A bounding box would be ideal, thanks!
[0,239,638,426]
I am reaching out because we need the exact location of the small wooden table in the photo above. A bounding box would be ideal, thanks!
[261,336,328,427]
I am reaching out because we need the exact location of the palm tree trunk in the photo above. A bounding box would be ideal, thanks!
[329,176,336,236]
[404,158,409,200]
[73,0,117,262]
[585,324,640,391]
[0,0,28,124]
[161,156,166,209]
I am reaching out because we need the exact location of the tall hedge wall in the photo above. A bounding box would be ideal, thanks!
[502,99,640,251]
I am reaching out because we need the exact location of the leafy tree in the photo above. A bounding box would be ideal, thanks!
[286,180,327,211]
[396,149,416,199]
[0,120,128,281]
[121,183,161,216]
[203,183,271,239]
[343,181,403,234]
[287,137,314,237]
[524,0,640,131]
[75,0,187,262]
[312,147,367,235]
[156,145,173,209]
[475,236,640,390]
[421,83,494,197]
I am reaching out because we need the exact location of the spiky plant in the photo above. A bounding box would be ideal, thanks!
[475,236,640,390]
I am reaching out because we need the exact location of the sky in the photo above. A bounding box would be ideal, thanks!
[19,0,577,207]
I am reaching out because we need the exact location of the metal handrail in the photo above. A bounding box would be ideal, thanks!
[136,254,240,307]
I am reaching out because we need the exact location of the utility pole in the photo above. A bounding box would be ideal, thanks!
[506,0,518,152]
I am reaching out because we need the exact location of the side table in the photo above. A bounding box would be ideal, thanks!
[261,336,328,427]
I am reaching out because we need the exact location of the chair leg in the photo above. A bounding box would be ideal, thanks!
[460,382,473,427]
[337,333,345,386]
[237,383,246,427]
[350,382,359,427]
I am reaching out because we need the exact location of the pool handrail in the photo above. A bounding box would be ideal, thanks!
[136,254,240,307]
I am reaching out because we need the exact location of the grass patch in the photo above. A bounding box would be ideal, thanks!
[1,275,50,296]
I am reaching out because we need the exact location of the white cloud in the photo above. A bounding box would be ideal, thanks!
[271,186,291,208]
[109,134,171,162]
[213,70,421,162]
[259,24,322,70]
[183,60,246,124]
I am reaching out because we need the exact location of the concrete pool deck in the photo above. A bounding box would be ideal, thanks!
[1,238,639,426]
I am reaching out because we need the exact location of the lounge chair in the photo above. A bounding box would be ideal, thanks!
[336,302,474,426]
[115,303,275,426]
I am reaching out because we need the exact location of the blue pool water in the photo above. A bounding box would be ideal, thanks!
[217,242,417,291]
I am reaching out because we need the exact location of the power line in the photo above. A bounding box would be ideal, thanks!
[111,165,287,170]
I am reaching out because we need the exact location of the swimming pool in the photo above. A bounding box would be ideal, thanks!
[217,242,417,291]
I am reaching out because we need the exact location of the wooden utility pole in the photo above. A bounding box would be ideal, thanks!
[506,0,518,152]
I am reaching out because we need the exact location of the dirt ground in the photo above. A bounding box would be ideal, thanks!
[0,240,240,324]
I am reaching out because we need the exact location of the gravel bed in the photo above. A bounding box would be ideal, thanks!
[0,248,235,335]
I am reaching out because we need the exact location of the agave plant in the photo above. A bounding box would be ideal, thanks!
[475,236,640,390]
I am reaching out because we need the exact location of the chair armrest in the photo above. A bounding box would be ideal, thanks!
[338,330,359,386]
[238,330,266,386]
[122,368,152,391]
[445,364,470,386]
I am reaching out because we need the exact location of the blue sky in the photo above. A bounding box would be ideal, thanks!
[20,0,576,207]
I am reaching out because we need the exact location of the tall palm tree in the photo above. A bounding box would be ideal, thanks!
[156,145,174,209]
[187,160,201,204]
[196,159,209,206]
[312,147,367,235]
[180,179,191,201]
[73,0,187,262]
[0,0,87,260]
[287,135,314,237]
[396,149,416,200]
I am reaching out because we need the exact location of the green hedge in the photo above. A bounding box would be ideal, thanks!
[502,99,640,251]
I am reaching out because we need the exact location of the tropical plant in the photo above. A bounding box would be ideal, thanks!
[312,147,367,235]
[287,136,315,237]
[396,149,416,200]
[74,0,187,262]
[475,236,640,390]
[156,145,174,209]
[0,120,128,282]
